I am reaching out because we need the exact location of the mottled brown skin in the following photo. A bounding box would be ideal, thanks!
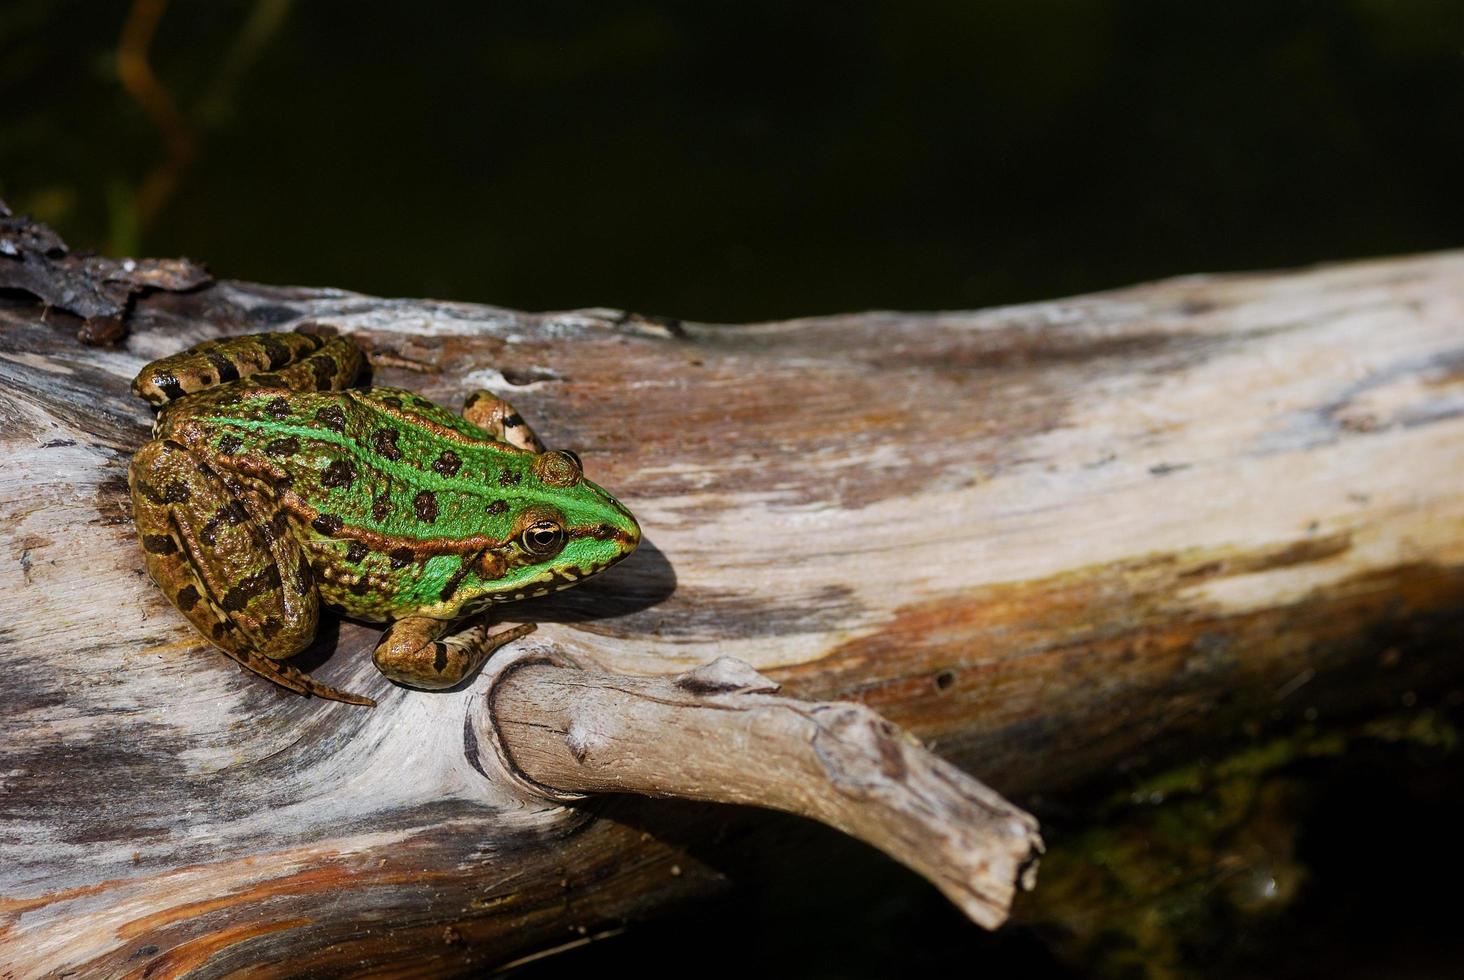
[128,332,641,705]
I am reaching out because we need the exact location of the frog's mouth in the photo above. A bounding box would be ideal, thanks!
[505,511,640,597]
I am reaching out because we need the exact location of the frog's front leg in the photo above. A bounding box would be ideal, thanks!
[129,439,375,706]
[372,614,537,690]
[462,391,546,452]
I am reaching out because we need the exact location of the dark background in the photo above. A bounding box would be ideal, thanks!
[4,3,1463,977]
[2,1,1461,323]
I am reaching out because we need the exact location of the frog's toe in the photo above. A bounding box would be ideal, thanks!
[372,615,535,690]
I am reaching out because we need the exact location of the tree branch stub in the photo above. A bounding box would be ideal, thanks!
[480,652,1044,929]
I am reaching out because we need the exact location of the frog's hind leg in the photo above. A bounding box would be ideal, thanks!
[129,439,375,706]
[133,332,364,405]
[372,614,536,690]
[462,391,546,452]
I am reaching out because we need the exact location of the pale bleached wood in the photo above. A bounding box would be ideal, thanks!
[0,247,1462,976]
[483,653,1042,929]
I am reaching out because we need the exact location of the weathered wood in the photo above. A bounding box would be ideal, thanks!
[483,653,1041,929]
[1,248,1462,976]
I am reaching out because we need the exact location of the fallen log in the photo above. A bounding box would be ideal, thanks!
[1,239,1461,975]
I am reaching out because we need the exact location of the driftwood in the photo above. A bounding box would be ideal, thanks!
[1,245,1462,975]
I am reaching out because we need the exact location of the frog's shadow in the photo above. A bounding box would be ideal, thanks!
[290,536,677,675]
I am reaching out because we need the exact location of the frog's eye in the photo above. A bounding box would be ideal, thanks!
[521,520,566,557]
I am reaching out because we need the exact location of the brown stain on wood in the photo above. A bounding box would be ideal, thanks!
[782,535,1464,793]
[127,917,310,980]
[117,863,362,939]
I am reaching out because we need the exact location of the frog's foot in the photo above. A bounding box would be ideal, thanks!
[133,332,363,406]
[236,647,377,707]
[462,392,546,452]
[130,438,375,707]
[372,615,537,690]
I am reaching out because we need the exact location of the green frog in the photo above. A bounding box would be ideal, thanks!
[128,331,640,707]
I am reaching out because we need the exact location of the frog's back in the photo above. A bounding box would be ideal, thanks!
[157,384,552,619]
[163,384,530,531]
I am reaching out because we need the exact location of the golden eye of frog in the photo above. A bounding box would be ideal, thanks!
[127,331,641,706]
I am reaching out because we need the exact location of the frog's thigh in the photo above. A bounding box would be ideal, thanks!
[372,615,536,690]
[130,440,344,700]
[134,333,363,405]
[462,392,546,452]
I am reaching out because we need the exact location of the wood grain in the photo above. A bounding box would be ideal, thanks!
[1,249,1462,975]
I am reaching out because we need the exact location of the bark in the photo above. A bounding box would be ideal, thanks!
[1,249,1462,976]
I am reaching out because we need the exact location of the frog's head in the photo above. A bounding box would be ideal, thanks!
[466,449,641,604]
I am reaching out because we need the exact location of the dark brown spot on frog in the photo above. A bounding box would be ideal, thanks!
[221,566,283,612]
[433,642,449,673]
[219,501,248,525]
[264,396,291,419]
[372,428,402,461]
[261,617,283,640]
[382,395,403,409]
[346,540,369,563]
[504,413,525,430]
[294,561,314,594]
[413,489,439,523]
[432,450,461,477]
[133,480,165,505]
[269,510,291,537]
[389,547,415,569]
[200,517,222,547]
[485,499,508,515]
[152,373,187,401]
[372,494,392,521]
[310,354,339,389]
[206,351,241,384]
[162,481,190,503]
[349,576,372,595]
[321,459,357,488]
[498,469,521,486]
[315,405,347,432]
[262,336,291,369]
[141,534,177,555]
[439,551,480,602]
[265,436,300,457]
[217,433,242,455]
[211,622,232,640]
[312,513,344,536]
[175,585,200,611]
